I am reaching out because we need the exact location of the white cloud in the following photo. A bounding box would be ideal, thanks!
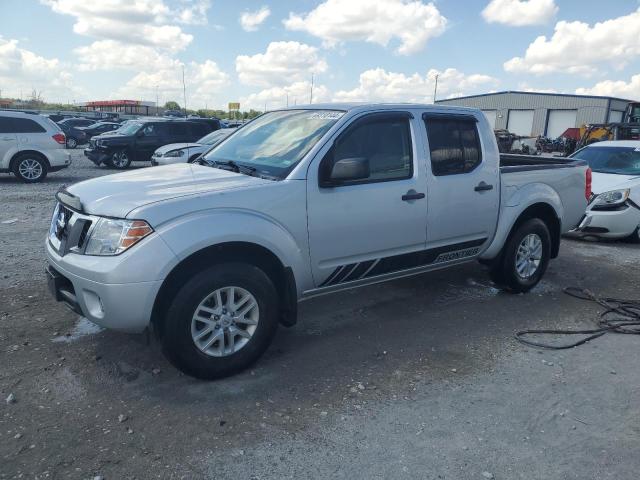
[333,68,498,102]
[482,0,558,26]
[0,37,81,100]
[516,82,558,94]
[575,75,640,99]
[42,0,197,51]
[240,81,330,111]
[284,0,447,55]
[74,40,178,71]
[116,59,230,108]
[236,41,327,87]
[240,6,271,32]
[175,0,211,25]
[504,8,640,75]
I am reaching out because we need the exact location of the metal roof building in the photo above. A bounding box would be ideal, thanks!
[435,91,635,138]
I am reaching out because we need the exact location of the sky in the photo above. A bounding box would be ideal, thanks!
[0,0,639,111]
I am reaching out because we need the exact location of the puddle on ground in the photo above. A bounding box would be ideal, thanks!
[52,317,104,343]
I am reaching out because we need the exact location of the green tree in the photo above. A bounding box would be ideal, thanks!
[164,101,181,110]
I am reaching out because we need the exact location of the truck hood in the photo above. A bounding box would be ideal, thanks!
[154,142,203,154]
[591,171,640,194]
[66,164,271,218]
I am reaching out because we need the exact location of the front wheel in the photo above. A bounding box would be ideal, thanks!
[489,218,551,293]
[108,150,132,169]
[162,263,279,379]
[12,153,48,183]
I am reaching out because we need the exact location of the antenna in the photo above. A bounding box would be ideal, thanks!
[182,65,187,116]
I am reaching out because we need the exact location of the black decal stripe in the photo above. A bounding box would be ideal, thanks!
[343,260,375,282]
[329,263,358,285]
[319,266,343,287]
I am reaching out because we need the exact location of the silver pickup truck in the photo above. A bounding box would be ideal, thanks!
[46,104,591,379]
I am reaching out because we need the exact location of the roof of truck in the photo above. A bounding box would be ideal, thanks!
[278,103,479,113]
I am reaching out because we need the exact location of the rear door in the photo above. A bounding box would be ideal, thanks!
[0,116,17,164]
[306,111,428,288]
[422,113,499,253]
[12,116,51,152]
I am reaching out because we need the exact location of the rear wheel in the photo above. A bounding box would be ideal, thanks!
[66,137,78,149]
[109,150,131,169]
[12,153,48,183]
[162,263,279,379]
[489,218,551,293]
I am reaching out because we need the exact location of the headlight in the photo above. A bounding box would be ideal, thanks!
[85,218,153,256]
[594,189,630,206]
[164,150,185,158]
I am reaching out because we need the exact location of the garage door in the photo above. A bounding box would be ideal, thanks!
[546,110,577,139]
[609,110,624,123]
[507,110,534,136]
[482,110,496,130]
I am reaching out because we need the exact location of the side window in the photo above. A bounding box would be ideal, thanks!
[0,117,12,134]
[167,123,189,136]
[9,117,46,134]
[142,124,157,136]
[329,115,413,184]
[424,116,481,176]
[191,123,210,137]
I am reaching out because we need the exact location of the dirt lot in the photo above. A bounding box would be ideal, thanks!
[1,151,639,479]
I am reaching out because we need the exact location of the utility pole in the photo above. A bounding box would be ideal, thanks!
[433,73,439,104]
[182,65,187,116]
[286,92,289,107]
[310,73,314,104]
[155,85,159,114]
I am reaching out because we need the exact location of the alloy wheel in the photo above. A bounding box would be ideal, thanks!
[190,286,259,357]
[515,233,542,279]
[18,158,43,180]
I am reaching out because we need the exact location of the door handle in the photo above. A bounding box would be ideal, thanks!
[402,191,425,201]
[474,182,494,192]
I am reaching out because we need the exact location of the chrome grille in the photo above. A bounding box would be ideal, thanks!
[48,202,94,256]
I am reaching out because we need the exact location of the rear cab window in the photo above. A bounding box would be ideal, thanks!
[423,114,482,176]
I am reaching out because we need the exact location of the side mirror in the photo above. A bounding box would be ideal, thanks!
[321,157,370,187]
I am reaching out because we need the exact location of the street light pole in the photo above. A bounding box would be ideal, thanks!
[310,73,314,104]
[433,73,439,104]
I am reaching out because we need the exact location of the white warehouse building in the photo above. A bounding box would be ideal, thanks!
[435,91,636,138]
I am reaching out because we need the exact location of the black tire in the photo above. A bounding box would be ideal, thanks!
[626,227,640,244]
[490,218,551,293]
[109,149,132,169]
[66,137,78,149]
[162,263,279,380]
[12,153,48,183]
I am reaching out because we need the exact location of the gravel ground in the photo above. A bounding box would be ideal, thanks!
[1,151,639,479]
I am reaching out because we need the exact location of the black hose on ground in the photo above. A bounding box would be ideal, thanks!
[515,287,640,349]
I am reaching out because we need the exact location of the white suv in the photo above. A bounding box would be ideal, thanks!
[0,111,72,182]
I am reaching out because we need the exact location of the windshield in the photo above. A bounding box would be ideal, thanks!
[571,146,640,175]
[198,129,233,145]
[202,110,344,177]
[118,121,142,136]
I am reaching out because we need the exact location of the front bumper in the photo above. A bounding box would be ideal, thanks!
[45,235,175,333]
[574,201,640,238]
[84,147,111,165]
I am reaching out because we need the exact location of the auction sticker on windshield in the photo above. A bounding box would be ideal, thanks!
[307,112,344,120]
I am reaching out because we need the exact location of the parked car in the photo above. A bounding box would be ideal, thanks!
[84,119,216,168]
[58,117,96,129]
[0,110,71,182]
[46,103,589,379]
[78,121,121,139]
[58,122,88,149]
[151,128,234,166]
[570,140,640,242]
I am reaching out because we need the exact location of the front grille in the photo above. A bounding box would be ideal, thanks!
[49,202,93,256]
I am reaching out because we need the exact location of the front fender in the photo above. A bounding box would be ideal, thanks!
[480,183,563,260]
[154,208,310,292]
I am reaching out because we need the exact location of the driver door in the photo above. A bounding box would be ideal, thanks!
[306,112,428,288]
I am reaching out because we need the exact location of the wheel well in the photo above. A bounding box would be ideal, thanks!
[10,150,50,171]
[510,203,561,258]
[151,242,297,337]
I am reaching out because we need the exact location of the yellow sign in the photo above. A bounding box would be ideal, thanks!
[228,102,240,111]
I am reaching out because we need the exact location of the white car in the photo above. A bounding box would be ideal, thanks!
[0,110,71,182]
[151,128,234,166]
[572,141,640,242]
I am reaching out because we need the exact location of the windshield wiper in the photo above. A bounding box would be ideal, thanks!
[212,160,263,177]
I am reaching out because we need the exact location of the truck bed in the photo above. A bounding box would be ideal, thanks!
[499,154,582,172]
